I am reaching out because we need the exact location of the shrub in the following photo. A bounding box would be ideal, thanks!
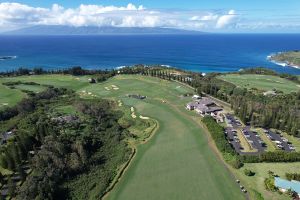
[286,173,300,181]
[264,176,277,192]
[229,158,243,169]
[244,169,255,176]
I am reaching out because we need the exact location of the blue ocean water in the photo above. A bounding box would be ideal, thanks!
[0,34,300,74]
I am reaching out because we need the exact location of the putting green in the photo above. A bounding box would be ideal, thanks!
[82,75,244,200]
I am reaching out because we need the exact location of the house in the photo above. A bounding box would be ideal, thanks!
[275,177,300,196]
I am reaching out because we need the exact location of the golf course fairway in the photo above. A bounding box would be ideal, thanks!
[80,75,245,200]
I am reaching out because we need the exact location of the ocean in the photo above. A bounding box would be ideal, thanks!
[0,34,300,74]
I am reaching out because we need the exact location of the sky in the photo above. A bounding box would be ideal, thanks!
[0,0,300,33]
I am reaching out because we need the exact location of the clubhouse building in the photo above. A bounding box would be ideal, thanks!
[186,97,223,122]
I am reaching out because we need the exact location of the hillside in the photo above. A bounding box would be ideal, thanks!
[268,50,300,68]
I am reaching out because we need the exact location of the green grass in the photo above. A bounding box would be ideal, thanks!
[0,84,25,108]
[0,74,90,91]
[218,74,300,94]
[0,74,91,108]
[235,163,300,200]
[51,105,79,115]
[256,128,277,152]
[79,75,244,200]
[14,84,46,93]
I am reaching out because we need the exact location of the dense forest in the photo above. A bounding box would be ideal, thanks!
[0,87,136,199]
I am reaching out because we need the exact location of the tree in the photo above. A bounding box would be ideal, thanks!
[7,176,16,197]
[244,169,255,176]
[0,154,8,169]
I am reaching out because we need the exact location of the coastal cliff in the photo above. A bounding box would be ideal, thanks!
[268,50,300,69]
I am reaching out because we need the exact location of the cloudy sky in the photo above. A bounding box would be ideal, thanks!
[0,0,300,33]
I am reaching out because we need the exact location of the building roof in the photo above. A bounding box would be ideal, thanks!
[275,177,300,194]
[207,106,223,113]
[198,97,214,106]
[195,104,209,112]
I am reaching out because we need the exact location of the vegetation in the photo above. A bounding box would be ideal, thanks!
[286,173,300,181]
[244,169,255,176]
[240,151,300,163]
[218,74,300,94]
[190,69,300,137]
[80,75,244,200]
[235,163,300,200]
[202,116,242,168]
[0,87,139,199]
[0,73,245,200]
[1,65,299,200]
[269,50,300,67]
[264,176,277,192]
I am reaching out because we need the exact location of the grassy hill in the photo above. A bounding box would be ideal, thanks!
[218,74,300,94]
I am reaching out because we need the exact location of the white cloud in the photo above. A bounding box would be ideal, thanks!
[5,3,299,32]
[190,14,218,21]
[0,2,164,31]
[216,10,238,28]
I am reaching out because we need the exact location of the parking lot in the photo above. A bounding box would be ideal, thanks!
[263,129,294,151]
[225,127,263,155]
[224,114,295,155]
[225,114,242,128]
[242,127,266,153]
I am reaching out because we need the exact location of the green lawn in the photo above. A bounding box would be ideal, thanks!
[0,74,90,91]
[218,74,300,94]
[235,163,300,200]
[14,84,46,93]
[80,75,244,200]
[0,74,91,108]
[0,84,25,108]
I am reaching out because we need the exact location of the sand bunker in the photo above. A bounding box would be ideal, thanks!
[118,100,122,107]
[139,115,149,120]
[105,87,110,91]
[111,85,119,90]
[130,107,136,118]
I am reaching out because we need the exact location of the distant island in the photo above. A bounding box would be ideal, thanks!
[2,25,204,35]
[268,50,300,68]
[0,56,16,60]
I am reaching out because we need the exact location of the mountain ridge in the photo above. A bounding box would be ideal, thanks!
[2,25,204,35]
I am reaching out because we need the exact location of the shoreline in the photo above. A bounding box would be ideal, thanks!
[267,53,300,70]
